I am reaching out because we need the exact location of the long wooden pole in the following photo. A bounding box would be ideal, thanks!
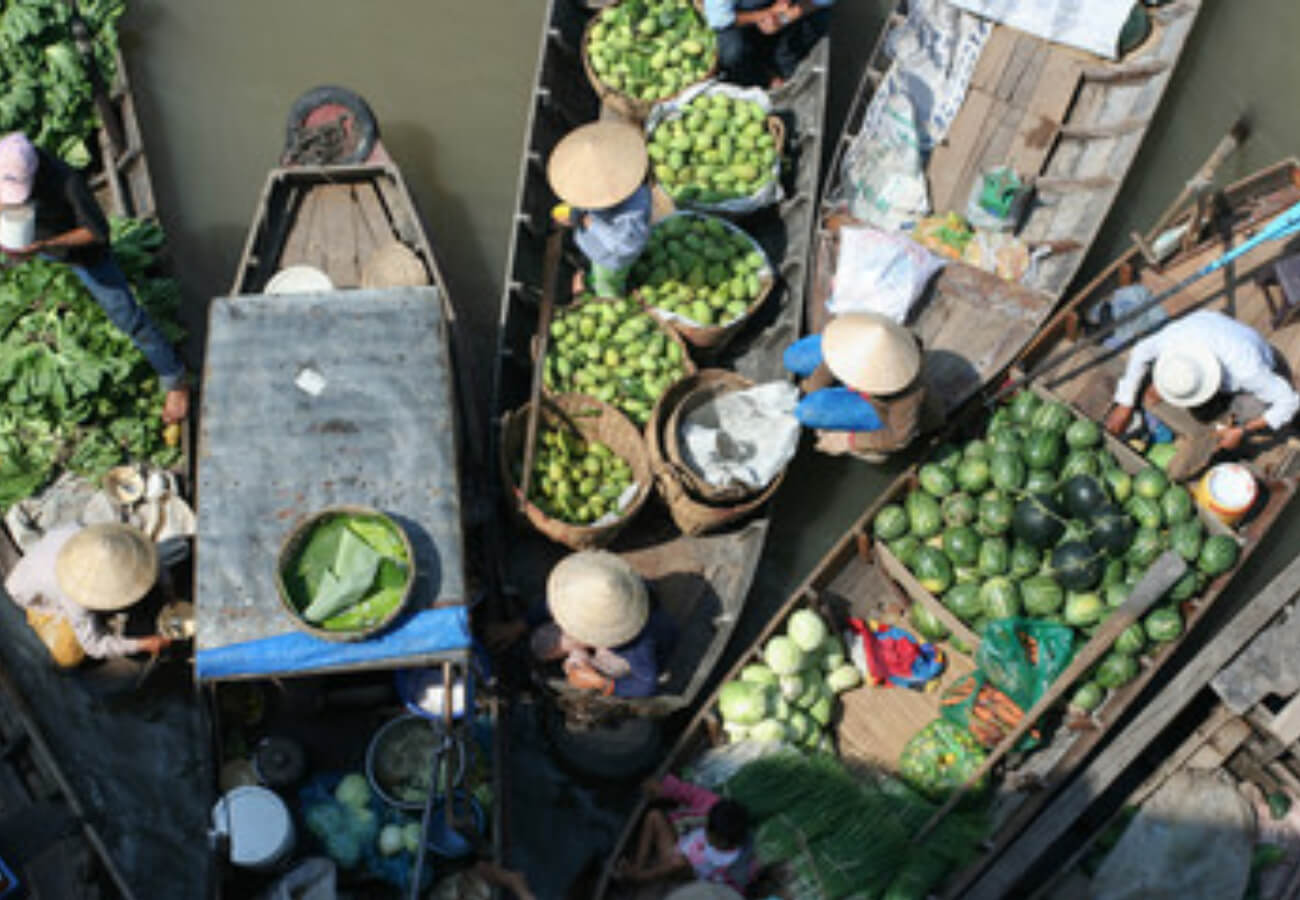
[519,229,565,504]
[913,551,1186,842]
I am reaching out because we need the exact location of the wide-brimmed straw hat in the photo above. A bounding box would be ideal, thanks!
[547,121,647,210]
[1154,345,1221,408]
[361,240,429,289]
[664,884,743,900]
[55,524,158,612]
[546,550,648,648]
[822,312,922,395]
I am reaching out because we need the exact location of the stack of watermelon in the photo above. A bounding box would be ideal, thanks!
[874,389,1241,715]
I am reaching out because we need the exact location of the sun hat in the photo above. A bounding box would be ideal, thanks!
[361,240,429,289]
[1153,344,1221,408]
[547,121,648,210]
[0,132,37,205]
[664,884,744,900]
[821,311,922,395]
[55,523,158,612]
[546,550,648,648]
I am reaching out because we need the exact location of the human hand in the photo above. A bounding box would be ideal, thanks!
[564,657,613,694]
[137,635,172,656]
[1216,424,1245,451]
[1104,404,1133,437]
[2,240,41,262]
[757,12,783,33]
[814,430,856,455]
[162,386,189,424]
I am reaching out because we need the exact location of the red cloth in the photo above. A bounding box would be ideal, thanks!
[849,618,920,685]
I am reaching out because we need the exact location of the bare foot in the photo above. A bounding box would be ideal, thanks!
[571,269,586,294]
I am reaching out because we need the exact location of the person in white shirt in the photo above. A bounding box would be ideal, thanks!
[1104,310,1300,451]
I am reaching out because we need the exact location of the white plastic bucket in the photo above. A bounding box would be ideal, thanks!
[210,785,295,870]
[265,265,334,295]
[0,204,34,251]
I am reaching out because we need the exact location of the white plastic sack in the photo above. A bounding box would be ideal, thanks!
[843,92,931,230]
[680,382,799,491]
[646,80,783,216]
[826,226,944,323]
[945,0,1136,60]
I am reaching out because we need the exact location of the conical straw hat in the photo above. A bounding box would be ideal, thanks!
[361,240,429,289]
[821,312,921,395]
[55,524,158,612]
[546,550,648,648]
[547,121,648,209]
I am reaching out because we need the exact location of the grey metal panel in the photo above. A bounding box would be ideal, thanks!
[195,287,465,654]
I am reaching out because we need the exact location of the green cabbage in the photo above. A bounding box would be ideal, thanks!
[334,772,372,810]
[718,680,770,726]
[764,635,806,675]
[826,664,864,694]
[787,609,829,652]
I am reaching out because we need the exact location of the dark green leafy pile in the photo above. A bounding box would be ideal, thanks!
[0,216,183,509]
[0,0,126,168]
[723,752,987,900]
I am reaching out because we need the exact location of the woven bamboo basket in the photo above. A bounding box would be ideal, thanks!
[646,371,786,535]
[535,294,698,426]
[581,6,719,123]
[665,369,779,503]
[274,505,415,642]
[500,393,652,549]
[633,212,776,351]
[649,112,786,216]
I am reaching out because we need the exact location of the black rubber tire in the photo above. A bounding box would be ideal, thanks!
[541,704,664,783]
[283,85,379,165]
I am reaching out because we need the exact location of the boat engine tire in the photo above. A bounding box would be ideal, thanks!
[283,85,379,166]
[542,706,664,782]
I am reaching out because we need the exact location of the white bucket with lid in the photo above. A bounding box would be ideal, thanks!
[210,785,295,870]
[1195,462,1258,526]
[265,264,334,295]
[0,204,34,251]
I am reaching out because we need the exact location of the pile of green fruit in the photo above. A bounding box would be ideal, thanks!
[715,608,861,753]
[518,425,635,526]
[585,0,716,103]
[630,213,771,328]
[875,389,1241,715]
[649,91,779,206]
[543,297,689,425]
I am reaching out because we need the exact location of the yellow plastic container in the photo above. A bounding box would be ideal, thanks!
[1194,463,1257,526]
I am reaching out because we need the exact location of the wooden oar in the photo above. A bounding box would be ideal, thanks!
[912,551,1187,842]
[518,227,566,505]
[1131,115,1250,265]
[997,198,1300,402]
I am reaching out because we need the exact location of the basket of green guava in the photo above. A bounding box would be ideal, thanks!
[276,506,415,640]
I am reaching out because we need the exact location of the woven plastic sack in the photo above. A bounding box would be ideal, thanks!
[975,618,1075,712]
[898,719,986,801]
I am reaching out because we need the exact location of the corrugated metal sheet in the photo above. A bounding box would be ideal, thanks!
[195,287,466,673]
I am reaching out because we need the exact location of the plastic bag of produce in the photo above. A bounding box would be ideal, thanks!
[825,225,944,323]
[645,80,783,215]
[939,671,1039,750]
[975,618,1075,711]
[898,719,987,801]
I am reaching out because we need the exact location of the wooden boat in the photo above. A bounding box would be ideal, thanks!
[809,0,1202,420]
[596,161,1300,899]
[488,0,829,762]
[200,101,506,898]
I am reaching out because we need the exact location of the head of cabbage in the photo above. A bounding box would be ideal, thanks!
[787,609,829,652]
[718,679,772,726]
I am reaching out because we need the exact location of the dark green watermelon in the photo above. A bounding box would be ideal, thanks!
[1010,541,1042,578]
[1199,534,1240,576]
[910,602,950,641]
[990,452,1027,492]
[980,577,1021,620]
[1095,651,1139,689]
[977,536,1010,576]
[963,439,990,461]
[1088,505,1136,556]
[1103,581,1130,609]
[919,463,956,498]
[1064,591,1106,627]
[942,491,979,528]
[1065,418,1102,449]
[1102,467,1133,503]
[1052,541,1104,591]
[955,457,992,494]
[1144,606,1183,643]
[912,546,954,594]
[1025,469,1057,494]
[1070,681,1105,712]
[874,504,909,540]
[1126,527,1163,568]
[1062,474,1109,519]
[977,493,1015,537]
[943,582,984,621]
[1102,557,1127,588]
[1021,429,1064,472]
[1114,622,1146,655]
[1133,466,1169,500]
[906,490,943,539]
[943,526,981,567]
[1030,400,1073,433]
[931,442,963,472]
[888,535,923,568]
[1125,495,1164,530]
[988,427,1024,457]
[1060,450,1100,480]
[1012,493,1067,548]
[1009,390,1042,425]
[1160,485,1195,524]
[1169,519,1205,562]
[1166,569,1200,602]
[1021,575,1064,616]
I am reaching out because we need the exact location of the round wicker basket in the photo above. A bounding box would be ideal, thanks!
[274,505,415,642]
[500,393,652,549]
[648,112,786,216]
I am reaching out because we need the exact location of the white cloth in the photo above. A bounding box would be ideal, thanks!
[1113,310,1300,431]
[945,0,1136,60]
[3,524,142,658]
[680,382,800,490]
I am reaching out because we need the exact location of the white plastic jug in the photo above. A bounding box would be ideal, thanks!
[210,785,296,870]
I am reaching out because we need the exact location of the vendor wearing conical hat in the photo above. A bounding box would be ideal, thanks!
[3,523,172,667]
[548,121,653,299]
[783,311,930,459]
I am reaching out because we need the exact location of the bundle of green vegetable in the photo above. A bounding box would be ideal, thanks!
[723,751,988,900]
[630,212,771,328]
[648,90,780,205]
[584,0,716,103]
[0,217,183,510]
[279,511,412,633]
[874,389,1243,716]
[542,296,689,425]
[715,608,861,752]
[0,0,125,168]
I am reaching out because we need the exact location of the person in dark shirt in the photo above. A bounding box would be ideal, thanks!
[0,131,188,423]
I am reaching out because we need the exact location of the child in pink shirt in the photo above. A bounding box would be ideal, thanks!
[614,774,756,892]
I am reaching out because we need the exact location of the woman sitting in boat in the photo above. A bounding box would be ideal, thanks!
[783,311,932,461]
[3,523,172,668]
[703,0,832,88]
[547,121,652,299]
[1103,309,1300,453]
[487,550,676,697]
[0,132,189,425]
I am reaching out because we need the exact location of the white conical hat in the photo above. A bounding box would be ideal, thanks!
[547,121,648,209]
[55,524,157,611]
[546,550,648,648]
[821,312,921,394]
[1154,344,1221,408]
